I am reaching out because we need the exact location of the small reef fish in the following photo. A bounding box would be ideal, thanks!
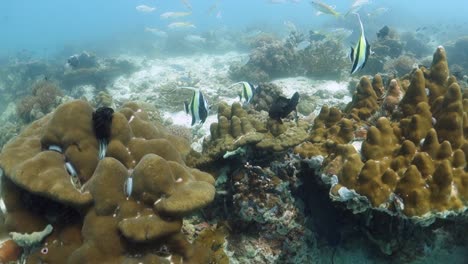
[180,87,209,126]
[349,13,370,74]
[184,34,206,44]
[345,0,370,16]
[160,11,192,19]
[367,7,390,18]
[310,1,340,17]
[124,176,133,198]
[268,92,300,122]
[144,27,168,38]
[327,28,353,40]
[168,22,196,29]
[135,5,156,13]
[229,82,257,104]
[284,20,297,32]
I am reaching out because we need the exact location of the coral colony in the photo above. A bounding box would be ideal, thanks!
[0,45,466,263]
[0,3,467,260]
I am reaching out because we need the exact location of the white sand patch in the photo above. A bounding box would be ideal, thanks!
[271,77,352,114]
[110,52,247,104]
[163,111,218,152]
[109,52,250,151]
[272,77,349,97]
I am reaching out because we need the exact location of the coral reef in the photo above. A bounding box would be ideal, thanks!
[230,30,348,82]
[446,36,468,67]
[185,91,318,262]
[298,37,348,80]
[0,100,219,263]
[66,52,98,70]
[224,160,317,263]
[249,82,284,112]
[383,55,418,76]
[0,60,58,114]
[229,35,298,83]
[91,91,113,108]
[400,32,432,58]
[15,80,63,123]
[187,101,309,167]
[363,26,404,75]
[0,122,20,150]
[60,57,138,91]
[294,46,468,224]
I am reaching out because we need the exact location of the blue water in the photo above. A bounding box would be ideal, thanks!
[1,0,467,59]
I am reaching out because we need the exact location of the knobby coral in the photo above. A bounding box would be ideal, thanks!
[295,46,468,225]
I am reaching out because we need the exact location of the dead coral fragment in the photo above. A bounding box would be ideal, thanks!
[10,224,53,248]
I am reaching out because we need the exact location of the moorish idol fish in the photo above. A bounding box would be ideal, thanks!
[229,81,257,104]
[349,13,371,74]
[180,87,209,126]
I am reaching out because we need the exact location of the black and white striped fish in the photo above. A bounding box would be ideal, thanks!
[180,87,209,126]
[349,13,371,74]
[229,81,257,104]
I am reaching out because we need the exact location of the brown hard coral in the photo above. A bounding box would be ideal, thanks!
[41,100,99,183]
[361,117,399,160]
[189,101,309,167]
[0,100,217,262]
[434,82,465,148]
[0,102,94,208]
[301,46,468,222]
[345,76,379,120]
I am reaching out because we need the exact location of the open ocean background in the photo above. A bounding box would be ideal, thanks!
[1,0,467,59]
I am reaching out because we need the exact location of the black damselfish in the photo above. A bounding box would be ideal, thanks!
[92,107,114,159]
[92,107,114,140]
[268,92,300,121]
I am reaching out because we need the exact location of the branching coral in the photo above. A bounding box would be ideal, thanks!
[229,35,299,82]
[298,38,348,80]
[383,55,418,76]
[15,80,63,122]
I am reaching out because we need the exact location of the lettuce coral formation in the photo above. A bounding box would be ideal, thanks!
[0,100,217,263]
[295,46,468,224]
